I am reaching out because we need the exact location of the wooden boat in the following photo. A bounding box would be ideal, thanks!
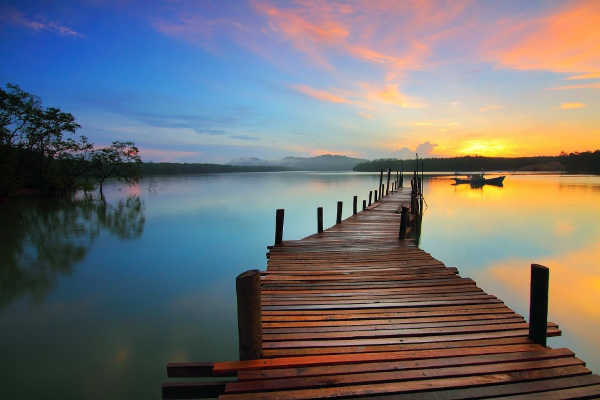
[453,174,505,186]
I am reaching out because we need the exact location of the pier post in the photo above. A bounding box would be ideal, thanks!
[236,270,262,360]
[379,170,383,199]
[336,201,343,224]
[353,196,357,215]
[529,264,549,347]
[374,190,378,202]
[368,191,372,206]
[362,199,366,211]
[274,209,284,246]
[386,168,391,195]
[317,207,323,233]
[399,206,408,239]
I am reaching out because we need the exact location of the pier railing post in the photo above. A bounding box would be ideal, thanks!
[374,189,378,202]
[399,206,408,239]
[274,209,284,245]
[317,207,323,233]
[379,170,383,198]
[362,199,366,211]
[529,264,549,347]
[336,201,343,224]
[236,270,262,360]
[368,190,372,206]
[353,196,357,215]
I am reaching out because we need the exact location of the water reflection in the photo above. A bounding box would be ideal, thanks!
[0,196,145,308]
[419,174,600,373]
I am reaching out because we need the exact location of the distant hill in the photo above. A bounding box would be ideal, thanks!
[229,154,368,171]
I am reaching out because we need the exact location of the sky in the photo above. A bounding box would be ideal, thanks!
[1,0,599,162]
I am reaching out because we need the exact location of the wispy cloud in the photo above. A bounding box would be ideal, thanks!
[566,72,600,80]
[229,134,259,141]
[1,7,83,37]
[358,111,373,119]
[480,105,503,112]
[549,83,600,90]
[560,102,586,110]
[292,84,352,104]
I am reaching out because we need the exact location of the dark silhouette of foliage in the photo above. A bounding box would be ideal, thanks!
[0,83,140,196]
[354,153,600,173]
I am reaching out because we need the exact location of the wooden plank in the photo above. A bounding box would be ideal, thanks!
[212,343,546,375]
[237,348,575,380]
[218,365,591,400]
[225,356,584,393]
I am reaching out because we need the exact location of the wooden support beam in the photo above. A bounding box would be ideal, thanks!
[167,362,216,377]
[336,201,343,224]
[529,264,549,347]
[353,196,357,215]
[368,191,372,206]
[236,270,262,360]
[317,207,323,234]
[362,199,366,211]
[274,209,284,246]
[379,170,383,198]
[374,190,378,202]
[162,382,226,399]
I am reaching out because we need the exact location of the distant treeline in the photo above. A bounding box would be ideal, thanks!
[353,151,600,173]
[141,163,289,175]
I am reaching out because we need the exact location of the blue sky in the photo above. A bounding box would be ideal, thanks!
[1,0,598,162]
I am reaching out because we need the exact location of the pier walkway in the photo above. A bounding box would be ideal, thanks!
[163,187,600,399]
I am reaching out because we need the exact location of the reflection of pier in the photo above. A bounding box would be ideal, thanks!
[162,173,599,399]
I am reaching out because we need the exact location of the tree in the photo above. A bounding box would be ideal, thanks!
[90,141,142,197]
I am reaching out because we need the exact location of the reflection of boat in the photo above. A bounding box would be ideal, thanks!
[453,174,505,187]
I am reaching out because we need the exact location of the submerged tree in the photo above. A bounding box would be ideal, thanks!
[90,141,142,197]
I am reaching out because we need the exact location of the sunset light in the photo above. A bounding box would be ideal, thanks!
[1,1,598,161]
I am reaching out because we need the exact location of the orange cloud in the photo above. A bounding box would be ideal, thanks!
[358,111,373,119]
[560,102,586,110]
[489,0,600,73]
[566,72,600,80]
[550,82,600,90]
[292,84,352,104]
[364,84,426,108]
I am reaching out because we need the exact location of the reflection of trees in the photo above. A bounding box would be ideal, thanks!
[0,197,145,308]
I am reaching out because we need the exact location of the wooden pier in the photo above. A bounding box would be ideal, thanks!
[163,175,600,399]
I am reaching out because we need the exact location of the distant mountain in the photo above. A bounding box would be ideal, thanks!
[227,157,273,167]
[228,154,368,171]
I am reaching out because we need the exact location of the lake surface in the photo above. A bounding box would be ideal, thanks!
[1,172,599,398]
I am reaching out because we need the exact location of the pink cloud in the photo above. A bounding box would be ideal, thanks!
[2,7,83,37]
[488,0,600,74]
[292,85,352,104]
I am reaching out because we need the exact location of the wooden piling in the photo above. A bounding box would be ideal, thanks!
[386,168,391,195]
[368,190,372,206]
[529,264,550,347]
[236,270,262,360]
[353,196,357,215]
[274,209,284,246]
[336,201,342,224]
[378,170,383,198]
[374,189,378,202]
[317,207,323,234]
[399,206,408,239]
[362,199,366,210]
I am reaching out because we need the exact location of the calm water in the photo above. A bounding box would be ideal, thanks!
[1,172,599,398]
